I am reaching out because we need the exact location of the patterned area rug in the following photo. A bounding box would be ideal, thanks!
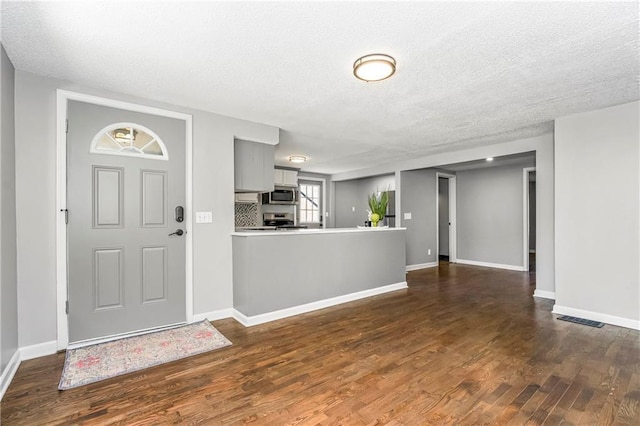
[59,320,232,390]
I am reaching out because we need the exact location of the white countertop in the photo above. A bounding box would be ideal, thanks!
[232,227,406,237]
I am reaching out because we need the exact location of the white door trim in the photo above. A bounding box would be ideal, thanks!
[523,167,536,272]
[436,172,457,262]
[298,176,327,228]
[56,90,194,350]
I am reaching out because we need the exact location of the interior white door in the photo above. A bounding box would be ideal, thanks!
[66,100,186,343]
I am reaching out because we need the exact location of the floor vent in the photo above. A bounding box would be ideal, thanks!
[557,315,604,328]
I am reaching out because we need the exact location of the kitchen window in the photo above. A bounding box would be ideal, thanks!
[299,182,321,223]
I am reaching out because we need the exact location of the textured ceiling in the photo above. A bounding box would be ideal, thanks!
[1,1,638,174]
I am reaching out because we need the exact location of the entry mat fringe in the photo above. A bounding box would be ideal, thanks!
[59,320,232,390]
[557,315,605,328]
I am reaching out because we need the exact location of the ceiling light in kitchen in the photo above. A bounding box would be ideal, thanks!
[486,157,494,162]
[353,53,396,82]
[288,155,307,163]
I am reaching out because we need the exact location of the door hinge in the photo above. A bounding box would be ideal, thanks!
[65,119,69,134]
[61,209,68,224]
[65,300,69,315]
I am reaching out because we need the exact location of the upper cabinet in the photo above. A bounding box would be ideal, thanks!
[234,139,275,193]
[234,193,259,203]
[274,168,298,187]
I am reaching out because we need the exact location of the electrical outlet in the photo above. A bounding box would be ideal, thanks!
[404,212,412,220]
[428,249,431,255]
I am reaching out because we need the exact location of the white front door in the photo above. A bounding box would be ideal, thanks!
[66,100,186,343]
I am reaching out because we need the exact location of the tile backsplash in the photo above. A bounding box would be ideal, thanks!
[235,203,259,227]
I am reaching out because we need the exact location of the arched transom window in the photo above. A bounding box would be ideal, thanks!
[90,123,169,160]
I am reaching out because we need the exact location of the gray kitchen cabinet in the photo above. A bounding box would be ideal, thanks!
[234,139,275,192]
[274,168,298,187]
[234,193,259,203]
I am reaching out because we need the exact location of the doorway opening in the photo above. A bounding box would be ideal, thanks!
[436,172,457,263]
[523,167,536,272]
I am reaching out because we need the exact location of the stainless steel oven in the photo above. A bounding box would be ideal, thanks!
[262,187,297,205]
[263,213,308,230]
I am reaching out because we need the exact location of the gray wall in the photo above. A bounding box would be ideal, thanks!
[334,179,362,228]
[233,229,406,316]
[555,101,639,325]
[457,163,533,267]
[400,169,438,266]
[333,174,395,228]
[333,134,555,297]
[438,177,449,256]
[13,71,279,348]
[1,44,18,378]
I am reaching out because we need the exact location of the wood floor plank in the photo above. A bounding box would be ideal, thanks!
[2,261,639,425]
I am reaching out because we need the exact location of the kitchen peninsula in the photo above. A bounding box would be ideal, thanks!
[232,227,407,325]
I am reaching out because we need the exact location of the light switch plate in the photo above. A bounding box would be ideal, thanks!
[404,212,412,220]
[195,211,213,223]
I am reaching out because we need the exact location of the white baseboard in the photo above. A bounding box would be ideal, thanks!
[406,262,438,272]
[552,305,640,330]
[193,308,234,322]
[456,259,525,272]
[0,350,20,401]
[20,340,58,361]
[231,310,251,326]
[533,290,555,300]
[232,282,408,327]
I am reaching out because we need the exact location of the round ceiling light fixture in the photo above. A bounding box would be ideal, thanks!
[353,53,396,82]
[288,155,307,163]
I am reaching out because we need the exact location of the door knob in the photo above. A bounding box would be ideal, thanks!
[169,229,184,236]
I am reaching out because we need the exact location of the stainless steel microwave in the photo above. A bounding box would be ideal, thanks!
[262,187,298,205]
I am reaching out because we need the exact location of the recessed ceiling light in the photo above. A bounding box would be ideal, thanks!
[288,155,307,163]
[353,53,396,82]
[486,157,494,162]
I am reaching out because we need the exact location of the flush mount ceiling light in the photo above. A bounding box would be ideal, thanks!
[288,155,307,163]
[353,53,396,82]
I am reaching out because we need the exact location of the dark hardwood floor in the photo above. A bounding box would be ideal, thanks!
[2,262,639,425]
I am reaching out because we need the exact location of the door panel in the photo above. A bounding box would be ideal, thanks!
[93,248,124,309]
[93,166,124,228]
[141,246,168,303]
[67,100,186,342]
[141,170,167,227]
